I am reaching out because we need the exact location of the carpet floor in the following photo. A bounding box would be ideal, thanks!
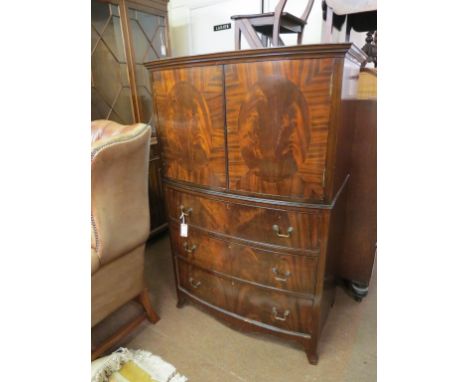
[92,232,376,381]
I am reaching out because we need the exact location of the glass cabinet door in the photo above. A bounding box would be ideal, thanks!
[128,7,168,134]
[91,1,134,124]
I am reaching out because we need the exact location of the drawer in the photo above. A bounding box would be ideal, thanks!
[177,259,234,312]
[233,283,314,335]
[231,243,318,295]
[178,259,313,335]
[166,187,321,251]
[170,223,318,295]
[170,223,232,275]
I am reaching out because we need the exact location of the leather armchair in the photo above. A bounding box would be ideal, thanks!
[91,120,159,360]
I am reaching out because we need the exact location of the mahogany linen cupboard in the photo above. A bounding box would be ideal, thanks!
[145,44,366,364]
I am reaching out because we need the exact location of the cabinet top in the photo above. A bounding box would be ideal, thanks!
[144,43,366,71]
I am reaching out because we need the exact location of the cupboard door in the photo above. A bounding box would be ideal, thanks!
[225,59,335,202]
[154,66,227,189]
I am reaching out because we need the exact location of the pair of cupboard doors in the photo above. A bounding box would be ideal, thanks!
[152,55,355,204]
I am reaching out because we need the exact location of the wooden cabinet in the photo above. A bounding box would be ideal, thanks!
[91,0,170,237]
[339,69,377,300]
[145,44,366,364]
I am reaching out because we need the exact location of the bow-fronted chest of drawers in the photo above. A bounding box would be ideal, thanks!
[145,44,365,364]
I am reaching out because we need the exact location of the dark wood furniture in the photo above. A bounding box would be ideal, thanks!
[231,0,315,49]
[91,0,170,237]
[92,289,159,361]
[145,44,366,364]
[321,1,377,67]
[339,68,377,301]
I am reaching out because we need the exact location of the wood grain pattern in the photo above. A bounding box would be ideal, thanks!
[153,66,226,188]
[324,58,361,202]
[233,281,314,334]
[144,43,366,71]
[178,258,314,335]
[226,59,335,202]
[165,186,321,251]
[170,223,319,295]
[339,99,376,285]
[177,259,233,311]
[145,44,367,365]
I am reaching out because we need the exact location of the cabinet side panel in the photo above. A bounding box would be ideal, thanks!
[319,183,348,332]
[339,99,377,284]
[325,57,360,201]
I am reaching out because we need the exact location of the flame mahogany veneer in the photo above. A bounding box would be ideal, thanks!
[145,44,366,364]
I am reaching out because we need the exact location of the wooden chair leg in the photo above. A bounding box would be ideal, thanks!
[138,288,160,324]
[91,289,160,361]
[297,29,304,44]
[239,19,264,49]
[91,313,146,361]
[234,21,241,50]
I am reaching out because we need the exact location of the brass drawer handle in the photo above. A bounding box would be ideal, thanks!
[272,225,293,238]
[272,267,291,282]
[180,205,192,217]
[272,307,290,321]
[183,242,197,254]
[189,277,201,289]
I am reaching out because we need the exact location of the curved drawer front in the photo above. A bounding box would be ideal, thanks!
[233,283,314,335]
[166,187,321,251]
[178,259,313,335]
[170,223,318,295]
[231,244,318,296]
[177,260,233,312]
[171,223,231,275]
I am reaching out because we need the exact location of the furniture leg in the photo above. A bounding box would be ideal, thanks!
[138,288,160,323]
[345,15,351,41]
[92,313,146,361]
[91,289,160,360]
[349,281,369,302]
[234,21,241,50]
[297,29,304,44]
[176,293,187,308]
[305,339,319,365]
[239,19,264,48]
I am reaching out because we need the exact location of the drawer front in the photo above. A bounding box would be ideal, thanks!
[166,187,321,251]
[170,223,231,274]
[225,59,335,202]
[177,259,233,312]
[170,223,318,295]
[230,243,317,295]
[178,260,313,335]
[153,66,227,189]
[232,283,314,334]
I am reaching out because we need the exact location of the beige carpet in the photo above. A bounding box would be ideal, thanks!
[92,233,376,381]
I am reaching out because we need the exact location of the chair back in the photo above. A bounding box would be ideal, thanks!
[274,0,315,22]
[91,120,151,266]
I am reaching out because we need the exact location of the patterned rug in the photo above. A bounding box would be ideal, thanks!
[91,348,188,382]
